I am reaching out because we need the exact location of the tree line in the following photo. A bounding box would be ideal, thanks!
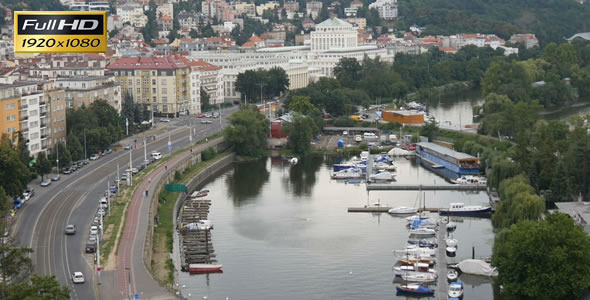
[235,67,290,103]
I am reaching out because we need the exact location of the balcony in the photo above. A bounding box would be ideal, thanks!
[20,104,28,109]
[22,127,29,132]
[40,122,48,129]
[39,101,47,106]
[41,134,48,140]
[20,115,28,121]
[40,111,47,118]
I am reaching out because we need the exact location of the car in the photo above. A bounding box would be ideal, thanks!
[137,163,146,171]
[63,168,72,175]
[124,144,131,150]
[104,149,113,155]
[65,224,76,235]
[343,131,348,136]
[409,144,416,151]
[89,225,98,236]
[151,151,162,160]
[22,188,34,201]
[201,120,212,124]
[121,174,128,181]
[41,179,51,187]
[160,118,170,123]
[13,197,23,209]
[76,161,84,168]
[99,197,108,209]
[51,174,61,181]
[131,168,139,175]
[198,114,205,118]
[85,242,96,253]
[140,120,151,125]
[72,272,85,284]
[89,154,99,160]
[82,159,89,165]
[70,165,77,171]
[97,208,105,216]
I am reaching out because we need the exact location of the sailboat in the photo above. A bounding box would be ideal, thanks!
[389,189,420,215]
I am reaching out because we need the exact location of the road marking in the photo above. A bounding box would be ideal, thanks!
[62,191,88,300]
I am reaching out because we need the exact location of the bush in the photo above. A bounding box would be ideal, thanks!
[201,147,216,161]
[359,142,368,150]
[334,118,356,127]
[174,171,181,181]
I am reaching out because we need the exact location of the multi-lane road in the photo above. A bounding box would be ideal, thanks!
[12,106,239,300]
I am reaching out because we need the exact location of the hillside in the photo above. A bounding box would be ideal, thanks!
[397,0,590,45]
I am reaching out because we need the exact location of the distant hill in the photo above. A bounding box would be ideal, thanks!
[3,0,65,12]
[397,0,590,45]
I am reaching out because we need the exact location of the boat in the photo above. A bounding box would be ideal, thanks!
[446,237,458,248]
[415,142,480,175]
[332,162,359,172]
[446,222,457,232]
[439,203,493,216]
[408,239,438,249]
[400,272,437,283]
[388,206,418,215]
[453,175,487,185]
[452,259,498,277]
[446,246,457,257]
[447,269,459,281]
[408,227,437,237]
[331,168,362,179]
[399,257,436,267]
[408,218,438,229]
[190,190,209,199]
[375,162,397,171]
[369,171,396,181]
[393,263,437,278]
[188,263,223,274]
[393,246,436,258]
[395,284,434,295]
[448,282,464,299]
[405,215,431,223]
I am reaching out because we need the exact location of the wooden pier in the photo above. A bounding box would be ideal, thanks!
[179,198,217,271]
[348,207,441,213]
[367,184,487,191]
[436,220,449,297]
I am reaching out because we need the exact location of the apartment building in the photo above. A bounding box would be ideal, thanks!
[56,76,122,112]
[43,84,67,148]
[107,57,193,117]
[306,1,323,20]
[7,82,46,156]
[0,85,20,141]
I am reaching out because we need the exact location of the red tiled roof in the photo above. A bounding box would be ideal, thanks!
[153,39,168,44]
[176,57,221,71]
[249,34,263,42]
[241,41,256,47]
[161,15,172,21]
[107,56,189,70]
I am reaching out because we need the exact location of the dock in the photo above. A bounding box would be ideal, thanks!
[348,207,441,213]
[436,220,449,297]
[179,198,218,271]
[367,184,487,191]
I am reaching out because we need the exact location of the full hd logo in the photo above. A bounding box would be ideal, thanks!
[14,12,107,53]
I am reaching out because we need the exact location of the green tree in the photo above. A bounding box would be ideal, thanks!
[284,114,317,155]
[6,274,70,300]
[333,57,362,88]
[200,87,211,112]
[0,187,9,214]
[492,175,545,229]
[236,70,261,102]
[0,245,32,285]
[141,0,158,45]
[266,67,290,98]
[67,132,84,161]
[493,213,590,300]
[16,131,31,168]
[289,96,318,115]
[482,61,531,103]
[224,107,269,157]
[35,152,52,181]
[49,142,72,170]
[0,137,31,197]
[420,119,439,141]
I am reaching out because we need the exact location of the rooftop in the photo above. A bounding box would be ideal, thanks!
[417,142,478,161]
[317,17,352,27]
[107,57,189,70]
[554,202,590,235]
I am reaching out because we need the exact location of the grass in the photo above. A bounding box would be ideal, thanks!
[100,191,128,263]
[151,151,231,284]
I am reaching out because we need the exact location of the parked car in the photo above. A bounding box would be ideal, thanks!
[65,224,76,235]
[63,168,72,175]
[89,154,99,160]
[82,159,89,165]
[85,242,96,253]
[198,114,205,118]
[140,120,151,125]
[201,120,212,124]
[151,151,162,160]
[89,225,98,236]
[124,144,131,150]
[51,174,61,181]
[104,149,113,155]
[41,179,52,187]
[76,161,84,168]
[72,272,85,284]
[13,197,23,209]
[22,188,34,201]
[160,118,170,123]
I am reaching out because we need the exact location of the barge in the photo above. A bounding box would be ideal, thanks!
[416,142,480,175]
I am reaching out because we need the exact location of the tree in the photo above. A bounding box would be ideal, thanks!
[284,114,317,155]
[224,107,269,157]
[266,67,290,97]
[200,87,211,112]
[236,70,261,102]
[0,187,9,214]
[49,142,72,170]
[492,175,545,229]
[141,0,158,45]
[35,152,52,181]
[289,96,318,115]
[420,119,439,141]
[6,274,70,300]
[482,61,531,103]
[15,131,31,168]
[67,132,84,161]
[0,137,31,197]
[333,57,362,88]
[493,213,590,300]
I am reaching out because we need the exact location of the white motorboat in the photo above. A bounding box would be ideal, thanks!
[393,263,437,278]
[331,168,362,179]
[447,269,459,281]
[446,238,458,248]
[439,202,493,216]
[389,207,418,215]
[375,162,397,171]
[448,282,464,298]
[446,246,457,257]
[408,227,437,237]
[406,215,431,223]
[393,246,436,258]
[446,222,457,232]
[453,175,487,185]
[369,171,396,181]
[400,272,437,283]
[289,157,298,165]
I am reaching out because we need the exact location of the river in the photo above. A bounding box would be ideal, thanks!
[177,156,497,300]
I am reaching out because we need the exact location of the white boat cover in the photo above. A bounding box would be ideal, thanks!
[456,259,498,277]
[388,148,413,156]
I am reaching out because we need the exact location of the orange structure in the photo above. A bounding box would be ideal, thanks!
[381,110,424,124]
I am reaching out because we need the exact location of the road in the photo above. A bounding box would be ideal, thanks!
[12,106,239,300]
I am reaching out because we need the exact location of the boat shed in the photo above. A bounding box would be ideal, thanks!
[554,201,590,235]
[417,142,479,168]
[381,109,425,124]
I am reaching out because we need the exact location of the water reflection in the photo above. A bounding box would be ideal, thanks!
[225,157,270,205]
[281,155,324,196]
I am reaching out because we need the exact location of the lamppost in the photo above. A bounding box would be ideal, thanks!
[125,267,132,300]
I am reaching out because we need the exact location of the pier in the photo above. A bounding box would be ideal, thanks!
[436,220,449,297]
[179,198,217,270]
[367,184,487,191]
[348,207,441,213]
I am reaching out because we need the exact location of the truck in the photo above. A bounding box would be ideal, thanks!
[350,115,362,121]
[389,134,397,144]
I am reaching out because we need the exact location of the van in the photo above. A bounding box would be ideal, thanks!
[355,135,362,143]
[99,197,108,209]
[151,151,162,160]
[363,133,378,140]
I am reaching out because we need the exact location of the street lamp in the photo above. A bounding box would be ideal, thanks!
[125,267,132,300]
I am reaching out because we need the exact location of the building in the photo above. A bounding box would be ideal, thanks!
[43,83,67,149]
[306,1,323,20]
[233,2,256,17]
[509,34,539,48]
[346,17,366,30]
[116,2,144,25]
[284,1,299,12]
[344,7,357,17]
[256,1,280,16]
[56,76,121,112]
[368,0,397,20]
[9,82,46,156]
[350,0,363,9]
[566,32,590,42]
[310,17,359,51]
[0,85,20,140]
[107,57,193,117]
[381,109,424,124]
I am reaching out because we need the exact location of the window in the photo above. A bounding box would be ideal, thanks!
[143,88,148,93]
[136,79,140,85]
[30,132,39,139]
[161,79,167,85]
[128,88,133,93]
[162,88,167,94]
[152,79,156,85]
[152,88,156,93]
[29,98,38,105]
[153,96,157,102]
[143,79,148,84]
[137,88,141,93]
[30,110,38,116]
[5,103,15,110]
[6,115,16,121]
[162,96,167,102]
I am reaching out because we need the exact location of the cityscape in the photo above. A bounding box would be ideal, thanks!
[1,0,590,299]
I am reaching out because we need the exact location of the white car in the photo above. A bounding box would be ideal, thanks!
[89,225,98,236]
[89,154,99,160]
[72,272,85,284]
[151,152,162,160]
[160,118,170,123]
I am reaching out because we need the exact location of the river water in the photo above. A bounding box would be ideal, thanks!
[178,156,496,300]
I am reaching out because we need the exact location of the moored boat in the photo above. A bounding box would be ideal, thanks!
[394,263,437,278]
[416,142,480,175]
[453,175,487,185]
[331,168,362,179]
[446,238,458,248]
[188,263,223,274]
[369,171,396,181]
[446,246,457,257]
[439,203,493,216]
[190,190,209,199]
[408,227,437,237]
[388,206,418,215]
[448,282,464,299]
[447,269,459,281]
[395,284,434,295]
[400,272,437,283]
